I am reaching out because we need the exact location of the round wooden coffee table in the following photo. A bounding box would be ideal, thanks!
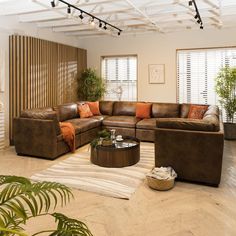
[90,136,140,168]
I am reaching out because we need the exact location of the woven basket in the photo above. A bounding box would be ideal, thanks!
[146,176,175,191]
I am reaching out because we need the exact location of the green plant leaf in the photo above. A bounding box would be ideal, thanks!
[49,213,93,236]
[77,68,106,101]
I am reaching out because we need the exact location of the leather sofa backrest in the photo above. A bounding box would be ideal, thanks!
[113,101,137,116]
[53,103,78,122]
[99,101,114,115]
[180,104,190,118]
[152,103,180,118]
[20,108,61,135]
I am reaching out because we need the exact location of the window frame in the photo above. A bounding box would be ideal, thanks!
[100,54,138,101]
[175,46,236,103]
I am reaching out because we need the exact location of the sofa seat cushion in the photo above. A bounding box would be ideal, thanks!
[156,118,219,132]
[67,118,101,134]
[90,115,108,121]
[136,118,157,130]
[103,116,141,128]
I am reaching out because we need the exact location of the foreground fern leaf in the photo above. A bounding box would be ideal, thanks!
[0,175,92,236]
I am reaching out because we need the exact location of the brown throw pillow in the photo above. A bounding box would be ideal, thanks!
[87,101,101,115]
[136,102,152,119]
[78,104,93,118]
[188,105,208,119]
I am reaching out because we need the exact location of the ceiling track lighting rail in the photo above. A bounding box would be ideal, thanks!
[189,0,204,29]
[50,0,122,35]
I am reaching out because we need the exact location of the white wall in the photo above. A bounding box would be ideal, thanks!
[0,15,82,147]
[80,28,236,103]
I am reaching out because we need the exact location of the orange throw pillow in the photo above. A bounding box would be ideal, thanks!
[136,102,152,119]
[78,104,93,118]
[87,101,101,115]
[188,105,208,119]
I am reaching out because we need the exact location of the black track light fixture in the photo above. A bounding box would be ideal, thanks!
[51,0,55,7]
[79,11,84,19]
[200,24,204,29]
[67,5,71,14]
[189,0,203,30]
[51,0,122,36]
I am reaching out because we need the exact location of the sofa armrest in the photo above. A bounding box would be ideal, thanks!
[13,118,58,159]
[155,125,224,186]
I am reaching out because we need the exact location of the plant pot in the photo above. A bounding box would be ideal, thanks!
[224,123,236,140]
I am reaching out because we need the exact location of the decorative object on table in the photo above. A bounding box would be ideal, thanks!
[0,175,93,235]
[215,66,236,139]
[90,129,111,148]
[31,142,154,199]
[110,129,116,143]
[116,135,123,141]
[149,64,165,84]
[146,167,177,191]
[77,68,106,101]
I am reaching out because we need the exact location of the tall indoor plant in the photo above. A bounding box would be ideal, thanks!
[77,68,106,101]
[215,66,236,139]
[0,175,93,236]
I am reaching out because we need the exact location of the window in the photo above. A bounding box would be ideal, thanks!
[101,55,137,101]
[177,48,236,107]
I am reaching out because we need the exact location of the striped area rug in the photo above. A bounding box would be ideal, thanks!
[31,143,154,199]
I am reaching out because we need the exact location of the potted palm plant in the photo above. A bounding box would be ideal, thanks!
[215,66,236,140]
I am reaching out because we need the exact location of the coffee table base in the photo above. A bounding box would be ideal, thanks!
[90,143,140,168]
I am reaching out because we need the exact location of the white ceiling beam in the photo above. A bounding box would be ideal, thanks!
[0,0,122,16]
[123,0,163,32]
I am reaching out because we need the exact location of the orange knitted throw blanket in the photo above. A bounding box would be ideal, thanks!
[60,122,75,152]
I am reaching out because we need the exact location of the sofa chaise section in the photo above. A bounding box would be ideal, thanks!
[154,105,224,186]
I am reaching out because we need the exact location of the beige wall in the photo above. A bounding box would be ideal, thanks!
[80,28,236,103]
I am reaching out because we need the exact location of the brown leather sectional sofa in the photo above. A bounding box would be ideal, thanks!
[13,101,224,186]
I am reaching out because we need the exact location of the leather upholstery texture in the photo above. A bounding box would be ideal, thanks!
[136,118,156,130]
[156,117,219,132]
[99,101,114,115]
[54,103,78,121]
[103,116,141,128]
[155,126,224,186]
[66,118,101,134]
[20,109,61,135]
[152,103,180,118]
[113,102,137,116]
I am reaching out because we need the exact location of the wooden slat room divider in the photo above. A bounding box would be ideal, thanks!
[9,35,87,144]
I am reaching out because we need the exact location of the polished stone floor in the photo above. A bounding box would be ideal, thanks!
[0,141,236,236]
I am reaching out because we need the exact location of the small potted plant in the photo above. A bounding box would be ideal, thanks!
[215,66,236,139]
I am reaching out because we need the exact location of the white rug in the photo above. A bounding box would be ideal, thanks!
[31,143,154,199]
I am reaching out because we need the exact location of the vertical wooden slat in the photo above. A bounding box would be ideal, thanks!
[9,35,87,143]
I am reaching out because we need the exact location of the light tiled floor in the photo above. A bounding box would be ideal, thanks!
[0,141,236,236]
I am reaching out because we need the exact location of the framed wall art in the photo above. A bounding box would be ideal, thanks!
[148,64,165,84]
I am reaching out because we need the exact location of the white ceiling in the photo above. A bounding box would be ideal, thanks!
[0,0,236,38]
